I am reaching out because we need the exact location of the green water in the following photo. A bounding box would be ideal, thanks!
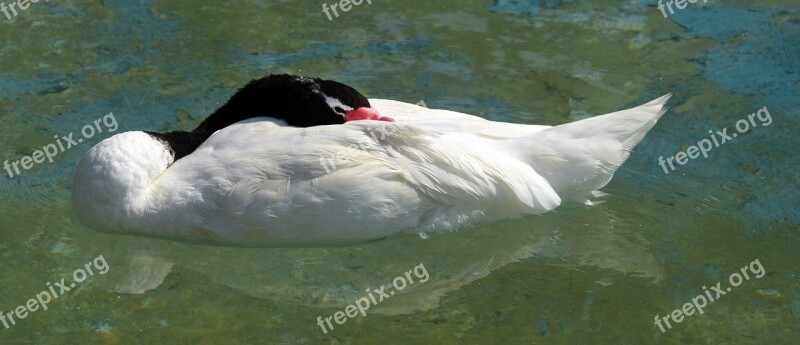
[1,0,798,344]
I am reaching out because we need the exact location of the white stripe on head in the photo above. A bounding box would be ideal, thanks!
[321,94,353,116]
[293,76,353,117]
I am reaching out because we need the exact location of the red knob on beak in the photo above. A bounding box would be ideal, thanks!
[345,107,395,122]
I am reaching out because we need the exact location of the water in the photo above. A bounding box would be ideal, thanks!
[1,0,798,343]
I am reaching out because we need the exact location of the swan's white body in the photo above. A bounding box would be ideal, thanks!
[72,95,670,245]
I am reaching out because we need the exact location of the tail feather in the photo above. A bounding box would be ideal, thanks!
[508,94,671,203]
[552,93,671,150]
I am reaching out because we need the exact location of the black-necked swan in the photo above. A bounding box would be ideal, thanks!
[71,74,670,246]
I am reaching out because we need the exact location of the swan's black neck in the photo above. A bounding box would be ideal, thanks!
[145,74,371,161]
[145,129,210,161]
[146,100,288,161]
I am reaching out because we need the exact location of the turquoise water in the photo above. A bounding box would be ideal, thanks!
[1,0,798,343]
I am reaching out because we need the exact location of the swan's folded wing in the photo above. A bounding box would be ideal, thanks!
[364,122,562,214]
[201,121,561,243]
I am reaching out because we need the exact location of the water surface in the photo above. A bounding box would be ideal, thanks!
[0,0,798,343]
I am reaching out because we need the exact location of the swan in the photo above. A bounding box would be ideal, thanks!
[71,74,670,246]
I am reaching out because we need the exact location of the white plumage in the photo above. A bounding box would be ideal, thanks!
[72,94,670,246]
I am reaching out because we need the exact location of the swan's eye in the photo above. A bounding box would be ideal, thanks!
[333,106,346,115]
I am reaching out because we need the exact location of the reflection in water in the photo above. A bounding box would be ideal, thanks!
[90,201,662,316]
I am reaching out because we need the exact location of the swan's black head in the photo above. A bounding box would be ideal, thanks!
[196,74,391,132]
[149,74,393,161]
